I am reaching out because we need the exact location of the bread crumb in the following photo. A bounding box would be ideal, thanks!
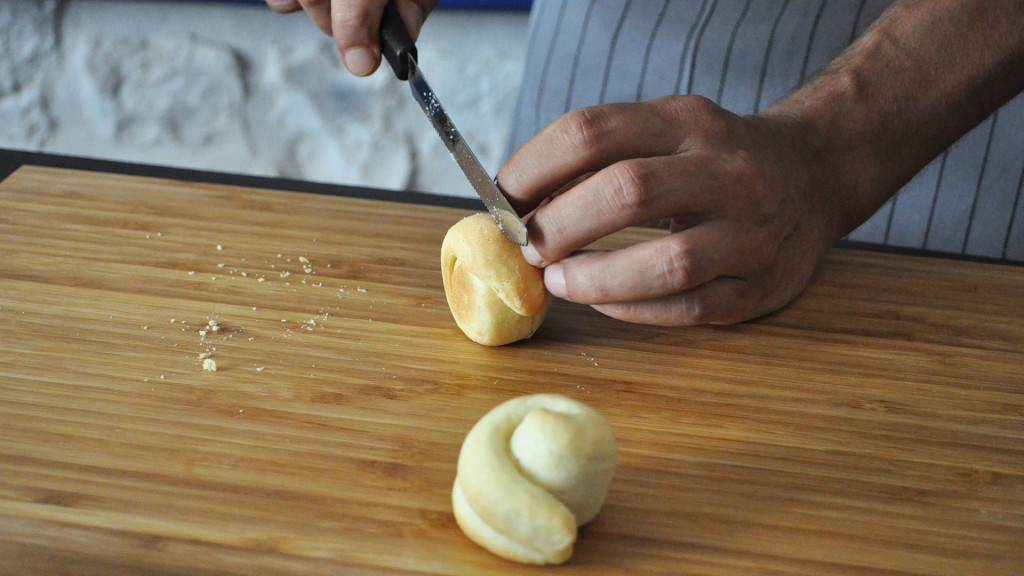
[203,358,217,372]
[299,256,310,264]
[256,367,265,372]
[216,245,223,251]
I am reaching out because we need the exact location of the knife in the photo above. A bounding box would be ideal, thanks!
[378,1,528,246]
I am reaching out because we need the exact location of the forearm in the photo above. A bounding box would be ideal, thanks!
[765,0,1024,240]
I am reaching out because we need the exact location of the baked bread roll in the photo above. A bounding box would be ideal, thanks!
[452,394,618,564]
[440,213,551,346]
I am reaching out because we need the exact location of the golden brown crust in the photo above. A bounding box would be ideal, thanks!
[451,394,618,565]
[441,213,551,346]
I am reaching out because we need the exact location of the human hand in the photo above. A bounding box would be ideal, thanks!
[497,95,846,326]
[264,0,439,76]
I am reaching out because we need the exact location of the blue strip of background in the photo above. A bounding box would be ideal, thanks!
[189,0,532,10]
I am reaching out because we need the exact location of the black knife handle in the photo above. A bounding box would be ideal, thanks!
[380,1,417,81]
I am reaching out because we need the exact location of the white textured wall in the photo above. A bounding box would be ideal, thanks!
[0,0,529,198]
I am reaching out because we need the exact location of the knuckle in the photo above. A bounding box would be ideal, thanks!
[656,236,698,291]
[676,294,736,327]
[560,107,609,156]
[663,94,738,148]
[330,1,377,34]
[683,301,715,326]
[681,94,720,118]
[660,298,713,327]
[661,94,718,126]
[606,160,655,215]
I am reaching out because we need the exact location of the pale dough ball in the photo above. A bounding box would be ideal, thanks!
[452,394,618,564]
[440,213,551,346]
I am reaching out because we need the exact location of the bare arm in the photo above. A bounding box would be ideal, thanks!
[770,0,1024,240]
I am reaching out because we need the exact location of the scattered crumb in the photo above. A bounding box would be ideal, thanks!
[216,245,223,251]
[203,358,217,372]
[256,367,265,372]
[188,271,195,276]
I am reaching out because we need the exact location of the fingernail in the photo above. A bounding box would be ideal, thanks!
[343,46,377,76]
[545,263,568,300]
[521,243,544,267]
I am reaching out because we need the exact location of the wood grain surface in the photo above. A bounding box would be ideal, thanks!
[1,165,1022,575]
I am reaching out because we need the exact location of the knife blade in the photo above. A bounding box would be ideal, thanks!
[379,2,528,246]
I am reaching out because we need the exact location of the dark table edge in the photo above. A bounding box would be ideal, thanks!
[0,148,483,212]
[3,147,1019,268]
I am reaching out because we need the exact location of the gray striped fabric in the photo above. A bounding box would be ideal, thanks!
[506,0,1024,262]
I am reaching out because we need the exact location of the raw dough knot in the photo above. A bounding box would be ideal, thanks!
[452,394,618,564]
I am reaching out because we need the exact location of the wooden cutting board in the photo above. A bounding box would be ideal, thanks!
[1,165,1022,575]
